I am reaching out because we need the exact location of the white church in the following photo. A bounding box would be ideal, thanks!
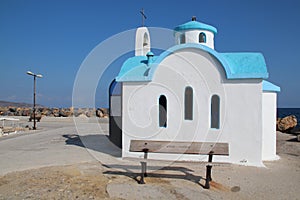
[109,17,280,166]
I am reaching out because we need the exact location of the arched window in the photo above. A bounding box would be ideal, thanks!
[180,34,185,44]
[143,33,149,47]
[184,87,193,120]
[211,95,220,129]
[199,32,206,43]
[143,32,149,55]
[159,95,167,127]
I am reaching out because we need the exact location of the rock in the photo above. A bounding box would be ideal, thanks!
[41,108,51,116]
[59,108,73,117]
[29,112,42,122]
[22,108,31,116]
[51,108,60,117]
[96,109,104,118]
[96,108,109,118]
[78,113,88,118]
[85,111,93,117]
[277,115,297,132]
[0,107,8,115]
[9,107,16,112]
[74,108,85,117]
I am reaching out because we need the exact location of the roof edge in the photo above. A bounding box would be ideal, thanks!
[262,80,281,92]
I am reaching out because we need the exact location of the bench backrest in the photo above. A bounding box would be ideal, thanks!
[130,140,229,155]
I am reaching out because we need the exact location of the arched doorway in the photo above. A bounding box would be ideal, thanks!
[109,79,122,148]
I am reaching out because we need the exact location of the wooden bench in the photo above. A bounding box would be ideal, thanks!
[129,140,229,189]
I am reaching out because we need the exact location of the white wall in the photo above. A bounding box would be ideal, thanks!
[175,30,215,49]
[122,48,264,166]
[262,92,278,160]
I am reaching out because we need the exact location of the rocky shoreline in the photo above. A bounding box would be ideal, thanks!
[0,107,109,118]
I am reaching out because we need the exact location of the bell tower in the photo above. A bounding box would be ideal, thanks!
[135,27,151,56]
[174,16,217,49]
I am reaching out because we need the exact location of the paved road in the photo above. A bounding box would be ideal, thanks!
[0,117,120,175]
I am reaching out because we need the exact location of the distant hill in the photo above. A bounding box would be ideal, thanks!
[0,100,43,108]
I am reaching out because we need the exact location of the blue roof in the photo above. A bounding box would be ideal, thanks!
[116,56,156,82]
[116,44,269,82]
[174,20,217,34]
[262,80,280,92]
[221,53,268,79]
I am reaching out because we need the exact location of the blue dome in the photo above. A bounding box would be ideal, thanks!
[174,20,217,34]
[146,51,154,56]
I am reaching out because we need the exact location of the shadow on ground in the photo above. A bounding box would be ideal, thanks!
[102,163,206,187]
[62,134,121,157]
[62,134,212,189]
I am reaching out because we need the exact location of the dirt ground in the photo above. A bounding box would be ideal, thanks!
[0,131,299,200]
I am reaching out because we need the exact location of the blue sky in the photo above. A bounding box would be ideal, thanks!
[0,0,299,108]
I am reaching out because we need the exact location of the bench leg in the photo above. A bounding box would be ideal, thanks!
[140,161,147,184]
[204,152,213,189]
[204,165,212,189]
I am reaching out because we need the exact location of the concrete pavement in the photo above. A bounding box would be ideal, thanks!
[0,117,116,175]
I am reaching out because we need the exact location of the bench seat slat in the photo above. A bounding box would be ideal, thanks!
[130,140,229,155]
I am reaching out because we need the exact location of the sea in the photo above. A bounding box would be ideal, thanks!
[277,108,300,126]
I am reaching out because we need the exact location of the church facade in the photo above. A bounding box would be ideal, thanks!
[109,17,280,166]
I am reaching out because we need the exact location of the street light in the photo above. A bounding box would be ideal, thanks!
[26,71,43,130]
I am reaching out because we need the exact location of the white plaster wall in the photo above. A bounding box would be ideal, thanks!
[122,48,264,166]
[222,79,263,166]
[262,92,278,160]
[135,27,150,56]
[175,30,214,49]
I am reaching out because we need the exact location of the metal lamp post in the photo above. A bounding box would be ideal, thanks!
[27,71,43,130]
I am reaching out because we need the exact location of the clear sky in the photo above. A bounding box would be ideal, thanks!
[0,0,299,108]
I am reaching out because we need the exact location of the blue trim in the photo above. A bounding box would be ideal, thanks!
[174,20,217,34]
[116,43,269,82]
[262,80,280,92]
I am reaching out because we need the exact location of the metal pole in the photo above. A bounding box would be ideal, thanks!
[33,75,36,130]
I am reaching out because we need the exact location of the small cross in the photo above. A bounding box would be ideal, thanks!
[140,8,147,26]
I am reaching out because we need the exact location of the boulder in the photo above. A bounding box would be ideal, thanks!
[96,109,104,118]
[29,112,42,122]
[22,108,31,116]
[59,108,73,117]
[85,111,93,117]
[0,107,9,115]
[74,108,85,117]
[41,108,51,116]
[78,113,88,118]
[277,115,297,132]
[51,108,60,117]
[9,107,16,113]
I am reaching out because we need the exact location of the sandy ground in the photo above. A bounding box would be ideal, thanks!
[0,117,299,200]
